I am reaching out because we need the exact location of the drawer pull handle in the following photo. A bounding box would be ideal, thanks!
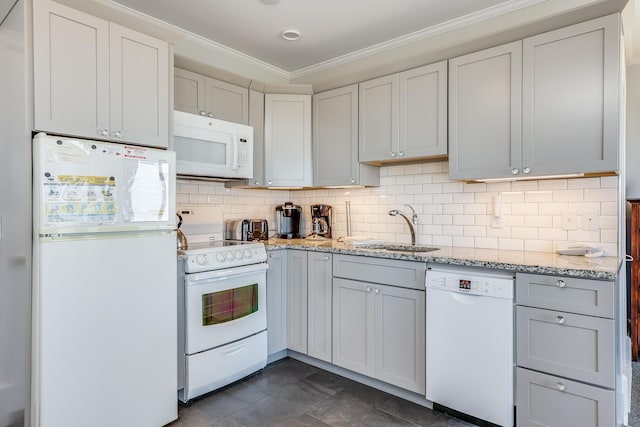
[556,382,566,392]
[555,315,566,325]
[556,279,566,288]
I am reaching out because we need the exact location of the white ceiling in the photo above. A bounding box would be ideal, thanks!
[108,0,535,73]
[55,0,629,89]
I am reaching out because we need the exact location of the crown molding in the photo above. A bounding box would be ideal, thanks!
[289,0,547,79]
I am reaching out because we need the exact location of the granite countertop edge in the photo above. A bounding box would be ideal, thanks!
[263,239,622,281]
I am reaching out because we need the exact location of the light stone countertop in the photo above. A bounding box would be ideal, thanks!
[264,238,622,281]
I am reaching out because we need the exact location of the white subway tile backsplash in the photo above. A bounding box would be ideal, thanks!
[499,238,524,251]
[584,188,618,202]
[568,177,601,189]
[538,179,568,190]
[176,161,620,255]
[475,237,499,249]
[553,190,584,202]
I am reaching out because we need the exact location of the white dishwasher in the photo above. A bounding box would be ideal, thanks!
[426,266,514,427]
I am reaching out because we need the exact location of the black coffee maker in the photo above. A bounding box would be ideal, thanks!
[310,204,332,238]
[275,202,302,238]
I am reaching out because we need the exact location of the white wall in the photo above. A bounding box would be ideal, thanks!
[178,160,620,256]
[626,63,640,199]
[0,1,31,426]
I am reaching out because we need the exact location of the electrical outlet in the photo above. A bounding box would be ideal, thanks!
[561,211,577,230]
[491,215,503,229]
[582,210,599,230]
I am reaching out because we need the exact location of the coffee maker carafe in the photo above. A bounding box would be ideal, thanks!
[275,202,302,239]
[310,204,332,238]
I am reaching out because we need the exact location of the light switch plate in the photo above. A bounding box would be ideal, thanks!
[561,211,577,230]
[582,210,599,230]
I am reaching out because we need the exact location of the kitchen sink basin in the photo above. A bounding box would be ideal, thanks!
[383,244,439,252]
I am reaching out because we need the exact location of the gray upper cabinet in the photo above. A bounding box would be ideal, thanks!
[313,84,379,187]
[398,62,448,160]
[358,74,399,163]
[450,14,620,180]
[264,94,312,187]
[448,41,522,180]
[522,14,620,176]
[173,67,205,115]
[359,61,447,164]
[173,67,249,125]
[34,1,169,148]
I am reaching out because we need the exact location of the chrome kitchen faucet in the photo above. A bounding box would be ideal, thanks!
[388,204,418,247]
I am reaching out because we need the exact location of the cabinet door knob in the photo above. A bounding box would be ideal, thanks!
[207,113,214,118]
[374,288,380,294]
[556,382,566,391]
[366,286,372,293]
[523,167,531,174]
[390,152,397,158]
[323,256,329,261]
[113,130,121,138]
[556,279,566,288]
[254,181,261,185]
[267,180,273,185]
[351,179,356,184]
[511,168,519,175]
[100,129,109,137]
[199,111,206,116]
[555,315,566,325]
[398,151,405,157]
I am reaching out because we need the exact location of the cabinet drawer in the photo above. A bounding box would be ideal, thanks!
[516,367,614,427]
[516,306,614,388]
[333,254,426,290]
[516,273,614,318]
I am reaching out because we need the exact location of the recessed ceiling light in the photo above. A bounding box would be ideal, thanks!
[281,29,301,41]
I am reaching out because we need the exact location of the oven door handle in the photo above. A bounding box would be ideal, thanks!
[186,262,268,285]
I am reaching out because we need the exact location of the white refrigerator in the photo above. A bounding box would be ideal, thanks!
[31,133,178,427]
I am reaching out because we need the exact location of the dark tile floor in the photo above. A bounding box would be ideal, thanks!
[171,358,473,427]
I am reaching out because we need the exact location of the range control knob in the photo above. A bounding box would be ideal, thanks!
[233,250,243,260]
[196,254,207,265]
[225,252,234,261]
[243,249,252,258]
[216,253,225,262]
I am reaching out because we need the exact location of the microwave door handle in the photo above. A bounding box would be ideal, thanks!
[231,132,239,170]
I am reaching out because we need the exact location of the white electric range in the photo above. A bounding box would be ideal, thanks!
[177,207,268,403]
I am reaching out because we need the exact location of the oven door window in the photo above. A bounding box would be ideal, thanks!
[201,283,258,325]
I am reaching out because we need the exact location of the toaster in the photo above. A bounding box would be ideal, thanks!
[225,219,269,241]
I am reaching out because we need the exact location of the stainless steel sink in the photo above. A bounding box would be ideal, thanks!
[383,244,439,252]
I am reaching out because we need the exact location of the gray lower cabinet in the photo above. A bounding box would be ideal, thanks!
[516,368,615,427]
[307,252,333,362]
[313,84,379,187]
[174,67,249,124]
[515,273,616,427]
[34,0,169,148]
[332,255,426,394]
[286,250,308,353]
[449,13,620,180]
[266,250,287,357]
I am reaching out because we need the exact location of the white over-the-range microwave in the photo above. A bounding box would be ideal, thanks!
[172,110,254,179]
